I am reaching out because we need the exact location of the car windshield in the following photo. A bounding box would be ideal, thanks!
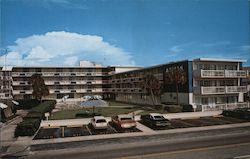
[120,117,132,120]
[96,119,106,123]
[154,116,165,119]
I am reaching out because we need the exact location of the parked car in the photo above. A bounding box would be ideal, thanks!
[223,108,250,120]
[141,113,171,127]
[90,116,108,129]
[112,114,136,129]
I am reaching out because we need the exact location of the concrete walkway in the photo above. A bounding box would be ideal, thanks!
[0,110,29,156]
[40,111,222,128]
[5,136,33,155]
[163,110,222,120]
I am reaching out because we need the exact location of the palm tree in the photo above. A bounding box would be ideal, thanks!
[30,74,49,102]
[140,74,161,106]
[165,66,187,105]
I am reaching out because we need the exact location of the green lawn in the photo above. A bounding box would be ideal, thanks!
[49,107,139,120]
[50,101,168,120]
[106,100,140,107]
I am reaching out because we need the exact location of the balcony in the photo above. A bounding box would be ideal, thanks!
[12,81,30,86]
[226,86,247,93]
[201,86,225,94]
[198,70,247,78]
[195,86,247,95]
[49,88,104,94]
[13,90,32,95]
[201,70,224,78]
[202,102,249,111]
[11,72,106,77]
[225,70,247,78]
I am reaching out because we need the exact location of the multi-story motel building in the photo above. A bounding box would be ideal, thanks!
[0,58,249,111]
[0,61,141,101]
[109,58,249,111]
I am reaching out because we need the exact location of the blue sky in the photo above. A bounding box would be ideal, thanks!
[0,0,249,66]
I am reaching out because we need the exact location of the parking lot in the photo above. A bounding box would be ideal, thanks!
[34,116,248,140]
[140,116,248,130]
[34,122,141,140]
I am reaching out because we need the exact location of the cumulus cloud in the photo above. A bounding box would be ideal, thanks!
[0,31,135,66]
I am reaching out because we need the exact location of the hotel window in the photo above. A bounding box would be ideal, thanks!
[201,98,208,105]
[204,64,210,70]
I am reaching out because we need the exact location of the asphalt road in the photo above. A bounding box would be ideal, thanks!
[24,126,250,159]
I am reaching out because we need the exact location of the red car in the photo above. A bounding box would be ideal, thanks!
[112,114,136,129]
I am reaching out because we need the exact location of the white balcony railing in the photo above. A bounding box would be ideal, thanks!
[11,72,105,77]
[201,70,224,78]
[198,86,247,95]
[200,70,247,78]
[225,70,247,78]
[49,88,104,94]
[13,90,33,95]
[226,86,247,93]
[44,80,103,85]
[201,86,225,94]
[202,102,249,111]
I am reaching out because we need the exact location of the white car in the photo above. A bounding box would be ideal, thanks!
[91,116,108,129]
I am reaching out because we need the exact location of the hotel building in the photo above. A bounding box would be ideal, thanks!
[1,58,249,111]
[109,58,249,111]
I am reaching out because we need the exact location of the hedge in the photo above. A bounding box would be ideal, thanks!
[15,100,56,137]
[30,100,56,114]
[181,104,194,112]
[17,99,40,110]
[75,112,101,118]
[222,109,250,120]
[164,105,183,113]
[24,112,44,120]
[15,119,41,137]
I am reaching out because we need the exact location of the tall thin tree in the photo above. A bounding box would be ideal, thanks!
[140,74,161,106]
[165,66,187,105]
[30,74,49,101]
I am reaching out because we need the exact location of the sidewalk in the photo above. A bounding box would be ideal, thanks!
[0,110,27,152]
[163,110,222,120]
[4,136,33,156]
[40,110,222,128]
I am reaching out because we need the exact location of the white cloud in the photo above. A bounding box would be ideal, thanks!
[0,31,135,66]
[169,45,183,53]
[21,0,88,10]
[64,56,78,66]
[203,41,231,47]
[239,45,250,52]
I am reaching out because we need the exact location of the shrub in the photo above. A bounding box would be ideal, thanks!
[75,112,101,118]
[24,112,44,120]
[181,104,194,112]
[31,100,56,114]
[17,99,40,110]
[164,105,182,113]
[154,104,163,110]
[14,100,56,137]
[15,119,41,137]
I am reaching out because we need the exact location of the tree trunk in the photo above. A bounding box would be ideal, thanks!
[150,89,155,106]
[92,106,95,116]
[175,82,179,105]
